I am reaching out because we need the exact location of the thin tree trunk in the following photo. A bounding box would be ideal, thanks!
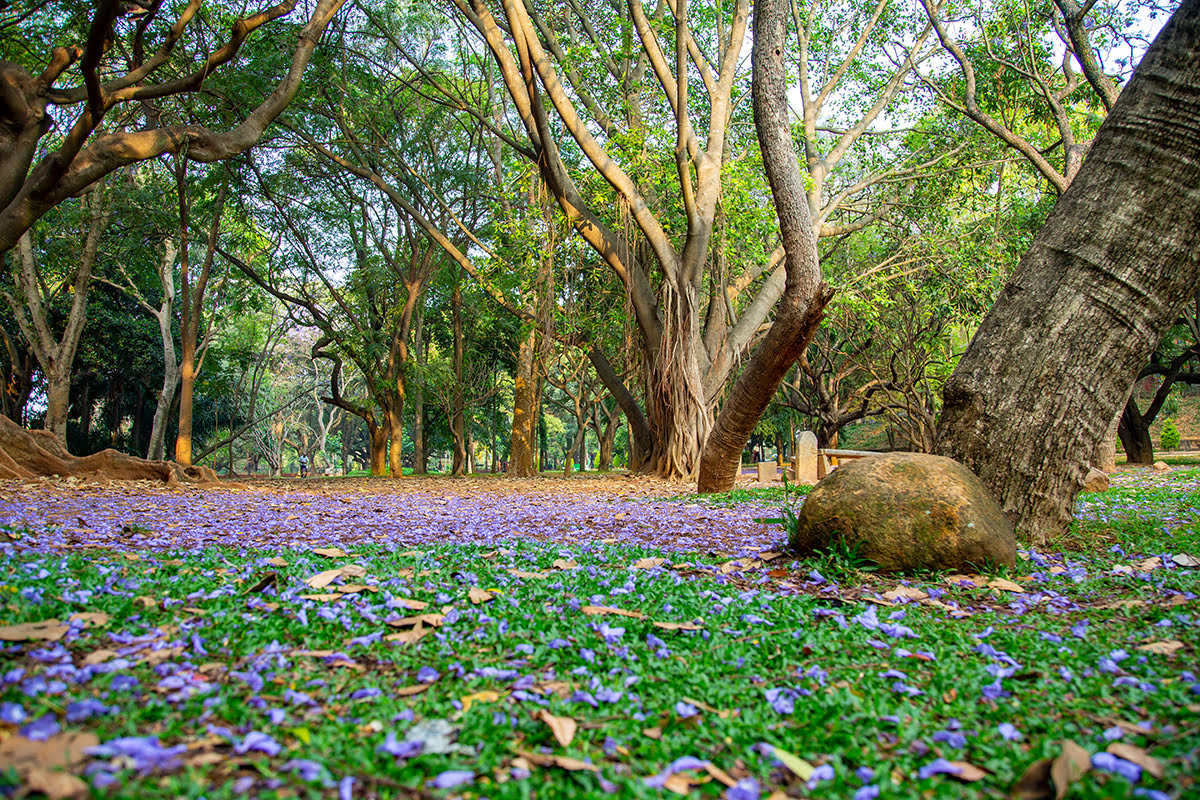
[1118,398,1156,464]
[697,0,833,493]
[936,0,1200,543]
[368,420,388,476]
[508,327,539,477]
[451,277,466,476]
[412,308,426,474]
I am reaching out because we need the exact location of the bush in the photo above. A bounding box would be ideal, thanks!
[1161,418,1181,451]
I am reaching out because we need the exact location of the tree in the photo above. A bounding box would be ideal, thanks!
[936,0,1200,543]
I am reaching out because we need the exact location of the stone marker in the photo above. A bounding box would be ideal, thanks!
[789,452,1016,573]
[793,431,819,485]
[757,462,777,483]
[1153,461,1169,471]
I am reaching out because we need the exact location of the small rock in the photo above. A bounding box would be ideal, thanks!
[789,452,1016,573]
[1153,461,1169,471]
[1081,467,1110,493]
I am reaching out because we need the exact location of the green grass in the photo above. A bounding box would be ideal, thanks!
[1,477,1198,798]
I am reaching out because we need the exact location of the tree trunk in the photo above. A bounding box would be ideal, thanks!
[1118,398,1156,464]
[509,327,539,477]
[936,0,1200,543]
[697,0,832,494]
[386,401,405,477]
[368,420,388,476]
[586,346,653,471]
[412,309,426,474]
[451,277,466,477]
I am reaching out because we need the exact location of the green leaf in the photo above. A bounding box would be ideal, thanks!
[771,744,815,780]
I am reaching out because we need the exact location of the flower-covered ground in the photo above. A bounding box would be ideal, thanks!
[0,468,1197,799]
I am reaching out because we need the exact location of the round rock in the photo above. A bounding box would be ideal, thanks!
[790,452,1016,572]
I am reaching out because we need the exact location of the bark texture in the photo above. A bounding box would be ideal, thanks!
[696,0,832,494]
[936,0,1200,543]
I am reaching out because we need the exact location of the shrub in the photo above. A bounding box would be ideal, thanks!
[1161,417,1181,451]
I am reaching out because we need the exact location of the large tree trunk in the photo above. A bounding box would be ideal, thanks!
[509,328,539,477]
[450,277,467,477]
[936,1,1200,543]
[386,402,405,477]
[697,0,832,494]
[368,421,388,476]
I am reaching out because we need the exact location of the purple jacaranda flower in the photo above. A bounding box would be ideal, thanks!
[1092,752,1141,782]
[892,681,923,697]
[377,732,422,759]
[547,638,570,649]
[854,786,881,800]
[596,687,623,704]
[230,670,264,693]
[998,723,1023,741]
[918,758,963,780]
[932,730,966,748]
[572,690,599,708]
[282,759,327,782]
[66,699,114,723]
[1071,619,1089,638]
[417,666,440,683]
[339,776,355,800]
[284,689,315,706]
[430,770,474,789]
[674,701,700,718]
[982,679,1009,699]
[726,777,761,800]
[855,766,876,783]
[19,714,60,741]
[1102,726,1124,741]
[235,731,282,756]
[268,708,287,725]
[645,756,709,787]
[0,701,26,724]
[1133,789,1170,800]
[580,648,596,663]
[86,736,188,773]
[350,688,382,701]
[764,687,797,715]
[807,764,835,789]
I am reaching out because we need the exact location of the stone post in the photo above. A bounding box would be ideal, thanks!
[792,431,819,485]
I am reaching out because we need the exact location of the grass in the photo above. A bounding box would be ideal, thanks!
[0,474,1198,799]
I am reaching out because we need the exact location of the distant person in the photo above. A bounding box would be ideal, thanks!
[298,454,309,478]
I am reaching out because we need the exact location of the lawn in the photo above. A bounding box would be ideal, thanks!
[0,468,1196,799]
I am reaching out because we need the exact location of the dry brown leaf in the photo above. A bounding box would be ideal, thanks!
[534,681,573,699]
[1136,640,1184,655]
[652,621,703,631]
[134,596,157,609]
[535,710,578,748]
[883,586,929,602]
[632,557,667,569]
[304,568,345,590]
[552,559,579,570]
[758,551,782,562]
[947,761,989,782]
[1105,743,1164,779]
[945,574,983,587]
[391,597,429,610]
[663,773,698,794]
[0,619,67,642]
[336,584,377,594]
[266,557,289,567]
[1051,740,1091,800]
[387,613,445,629]
[642,726,663,740]
[68,612,109,628]
[297,593,343,602]
[506,569,551,579]
[988,578,1025,593]
[82,648,119,666]
[1011,758,1054,800]
[515,751,599,772]
[313,547,348,558]
[461,690,501,712]
[581,605,644,619]
[394,684,429,697]
[1171,553,1200,567]
[469,587,496,605]
[704,763,737,788]
[23,768,87,799]
[383,627,434,645]
[1135,557,1162,571]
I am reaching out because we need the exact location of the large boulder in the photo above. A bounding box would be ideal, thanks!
[790,452,1016,572]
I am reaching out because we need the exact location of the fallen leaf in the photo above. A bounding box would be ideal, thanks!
[1051,740,1090,800]
[395,684,429,697]
[534,710,577,747]
[0,619,67,642]
[313,547,348,558]
[1135,557,1162,571]
[947,761,989,782]
[266,557,289,567]
[23,768,87,799]
[469,587,496,605]
[758,551,782,562]
[391,597,429,610]
[506,569,551,579]
[988,577,1025,593]
[1136,640,1184,655]
[1171,553,1200,567]
[386,613,445,629]
[581,605,644,619]
[134,596,157,609]
[552,559,578,570]
[663,773,698,794]
[304,564,366,589]
[642,726,663,740]
[297,593,343,602]
[513,750,598,772]
[1105,743,1164,779]
[336,584,377,595]
[1011,758,1054,800]
[632,557,667,569]
[68,612,109,628]
[460,690,501,712]
[82,648,119,666]
[770,745,814,781]
[883,586,929,602]
[944,574,982,587]
[704,763,737,788]
[652,621,703,631]
[243,573,277,594]
[0,729,98,798]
